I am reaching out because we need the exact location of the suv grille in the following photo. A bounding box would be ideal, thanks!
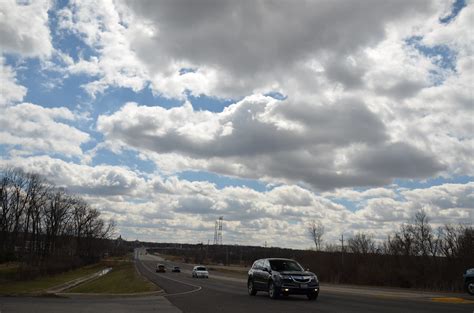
[292,276,311,283]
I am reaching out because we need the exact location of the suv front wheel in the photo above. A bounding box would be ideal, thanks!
[466,280,474,296]
[268,281,279,299]
[248,279,257,296]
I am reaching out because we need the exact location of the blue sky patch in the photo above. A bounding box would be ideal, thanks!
[406,36,457,72]
[185,90,238,112]
[439,0,467,24]
[394,176,473,189]
[91,148,155,174]
[405,36,457,85]
[265,91,287,100]
[179,68,197,75]
[178,170,267,191]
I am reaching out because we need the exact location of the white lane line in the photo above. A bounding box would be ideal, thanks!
[139,259,203,297]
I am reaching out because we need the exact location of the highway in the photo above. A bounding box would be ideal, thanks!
[135,251,473,313]
[0,250,472,313]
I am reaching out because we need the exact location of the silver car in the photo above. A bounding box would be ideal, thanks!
[192,265,209,278]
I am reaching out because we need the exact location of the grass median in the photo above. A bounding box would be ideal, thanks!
[0,263,106,295]
[68,259,159,294]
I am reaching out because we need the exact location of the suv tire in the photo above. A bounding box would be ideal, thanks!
[268,281,279,299]
[466,281,474,296]
[248,279,257,296]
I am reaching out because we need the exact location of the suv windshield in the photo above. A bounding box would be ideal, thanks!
[196,267,207,271]
[269,260,303,272]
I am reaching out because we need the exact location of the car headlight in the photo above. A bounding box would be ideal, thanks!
[312,275,319,283]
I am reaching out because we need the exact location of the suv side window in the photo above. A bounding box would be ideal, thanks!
[261,260,270,271]
[252,260,259,270]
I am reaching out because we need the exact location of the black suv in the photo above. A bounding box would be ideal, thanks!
[247,258,319,300]
[464,268,474,295]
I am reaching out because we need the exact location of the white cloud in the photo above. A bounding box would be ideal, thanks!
[401,182,474,210]
[97,95,443,190]
[323,187,397,202]
[0,103,89,157]
[0,155,148,197]
[0,57,26,106]
[57,0,148,97]
[0,0,53,58]
[54,0,439,100]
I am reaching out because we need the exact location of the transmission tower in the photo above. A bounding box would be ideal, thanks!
[213,216,223,245]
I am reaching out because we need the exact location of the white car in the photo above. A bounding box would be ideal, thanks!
[192,266,209,278]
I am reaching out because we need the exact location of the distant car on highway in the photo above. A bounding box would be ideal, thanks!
[247,258,319,300]
[464,268,474,295]
[172,266,181,273]
[156,264,166,273]
[192,266,209,278]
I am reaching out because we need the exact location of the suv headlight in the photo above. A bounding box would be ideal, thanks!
[311,275,318,283]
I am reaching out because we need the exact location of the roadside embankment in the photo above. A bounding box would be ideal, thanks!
[67,258,160,294]
[0,263,107,296]
[0,254,161,296]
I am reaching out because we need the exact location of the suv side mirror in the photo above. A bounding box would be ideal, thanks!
[262,267,270,273]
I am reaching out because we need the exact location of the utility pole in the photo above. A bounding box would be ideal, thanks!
[339,234,344,267]
[226,245,229,266]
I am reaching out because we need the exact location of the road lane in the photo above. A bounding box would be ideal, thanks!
[135,252,472,313]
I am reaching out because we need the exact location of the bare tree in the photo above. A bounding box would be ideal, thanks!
[348,232,376,254]
[412,210,433,256]
[440,223,474,259]
[0,167,119,267]
[307,220,325,251]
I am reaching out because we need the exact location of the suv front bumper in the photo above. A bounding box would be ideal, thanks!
[279,283,319,295]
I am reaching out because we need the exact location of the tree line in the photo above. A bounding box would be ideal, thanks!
[0,168,117,277]
[308,210,473,259]
[305,211,473,290]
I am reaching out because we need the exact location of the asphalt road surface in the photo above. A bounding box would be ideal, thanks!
[135,251,474,313]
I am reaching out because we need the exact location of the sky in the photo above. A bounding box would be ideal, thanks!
[0,0,473,249]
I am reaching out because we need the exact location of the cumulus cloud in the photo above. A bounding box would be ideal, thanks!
[0,103,89,157]
[0,57,26,106]
[97,95,443,190]
[356,182,474,226]
[322,187,397,202]
[0,155,147,197]
[0,0,53,58]
[52,0,473,180]
[402,182,474,210]
[53,0,438,99]
[122,0,433,97]
[56,0,149,96]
